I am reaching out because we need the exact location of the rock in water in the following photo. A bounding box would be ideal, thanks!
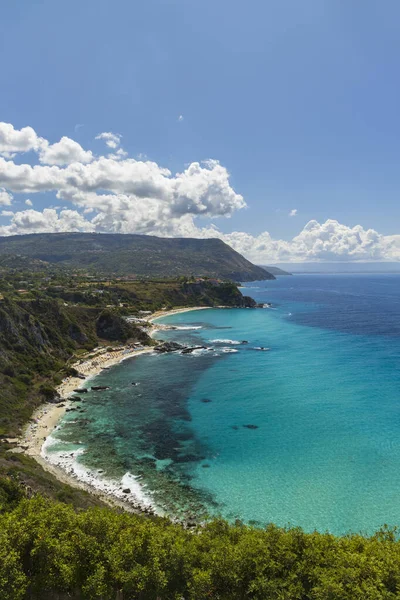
[154,341,185,353]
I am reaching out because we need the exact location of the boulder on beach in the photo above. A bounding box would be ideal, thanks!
[122,488,131,494]
[91,385,110,391]
[73,388,88,394]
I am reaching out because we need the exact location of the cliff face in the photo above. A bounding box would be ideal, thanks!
[181,281,256,307]
[96,310,149,343]
[0,299,149,435]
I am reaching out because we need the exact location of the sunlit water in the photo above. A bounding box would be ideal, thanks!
[46,274,400,534]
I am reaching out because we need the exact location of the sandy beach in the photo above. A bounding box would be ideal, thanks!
[22,345,154,461]
[148,305,211,323]
[18,305,210,511]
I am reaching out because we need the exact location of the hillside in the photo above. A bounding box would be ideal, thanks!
[259,265,292,276]
[0,278,255,436]
[0,233,274,281]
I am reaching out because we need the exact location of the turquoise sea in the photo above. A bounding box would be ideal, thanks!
[46,274,400,535]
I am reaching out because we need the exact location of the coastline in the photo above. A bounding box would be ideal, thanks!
[148,305,211,323]
[19,305,212,514]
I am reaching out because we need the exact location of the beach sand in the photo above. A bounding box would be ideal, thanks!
[18,305,210,512]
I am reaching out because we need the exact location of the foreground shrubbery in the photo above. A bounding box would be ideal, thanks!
[1,494,400,599]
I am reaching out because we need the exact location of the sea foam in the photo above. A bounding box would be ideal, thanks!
[42,434,155,510]
[211,339,241,345]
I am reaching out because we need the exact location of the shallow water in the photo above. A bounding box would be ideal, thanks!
[47,274,400,534]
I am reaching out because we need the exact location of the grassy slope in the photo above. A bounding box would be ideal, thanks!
[0,232,274,281]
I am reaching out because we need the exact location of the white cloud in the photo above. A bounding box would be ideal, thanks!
[178,115,184,122]
[108,148,128,161]
[206,219,400,263]
[289,209,297,217]
[39,137,94,165]
[25,199,33,206]
[0,123,93,166]
[0,208,94,236]
[95,132,121,149]
[0,188,13,206]
[0,122,44,157]
[0,121,399,263]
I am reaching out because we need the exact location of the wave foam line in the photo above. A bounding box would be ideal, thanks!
[42,435,155,511]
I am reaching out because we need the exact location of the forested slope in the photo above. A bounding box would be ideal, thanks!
[0,233,274,281]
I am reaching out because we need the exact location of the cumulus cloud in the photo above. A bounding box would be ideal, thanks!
[289,209,297,217]
[39,137,94,165]
[0,122,93,166]
[0,208,94,236]
[0,188,13,206]
[108,148,128,161]
[205,220,400,263]
[0,122,43,157]
[95,132,121,149]
[0,121,398,263]
[178,115,184,122]
[25,199,33,206]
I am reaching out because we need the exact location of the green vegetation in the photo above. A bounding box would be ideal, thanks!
[0,296,149,436]
[0,232,274,281]
[0,490,400,599]
[0,454,105,512]
[0,270,254,436]
[3,258,396,599]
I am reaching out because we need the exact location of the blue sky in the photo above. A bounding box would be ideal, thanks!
[0,0,399,262]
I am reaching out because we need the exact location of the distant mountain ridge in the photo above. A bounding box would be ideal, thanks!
[0,233,274,281]
[259,265,292,276]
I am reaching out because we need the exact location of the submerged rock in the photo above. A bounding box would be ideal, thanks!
[243,424,259,430]
[201,398,212,403]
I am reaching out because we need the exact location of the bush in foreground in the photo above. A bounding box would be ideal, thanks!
[1,494,400,599]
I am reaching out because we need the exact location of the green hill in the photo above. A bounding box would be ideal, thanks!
[0,233,274,281]
[258,265,292,276]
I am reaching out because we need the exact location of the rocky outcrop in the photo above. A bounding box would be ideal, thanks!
[154,342,185,353]
[96,309,150,344]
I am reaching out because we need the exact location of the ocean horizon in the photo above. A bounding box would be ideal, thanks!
[45,274,400,535]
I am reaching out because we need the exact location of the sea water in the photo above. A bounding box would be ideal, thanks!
[46,274,400,535]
